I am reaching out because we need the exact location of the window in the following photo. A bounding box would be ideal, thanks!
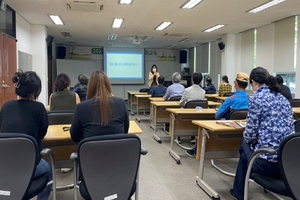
[0,3,16,38]
[276,73,295,93]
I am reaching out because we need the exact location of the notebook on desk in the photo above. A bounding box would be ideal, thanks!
[216,120,245,129]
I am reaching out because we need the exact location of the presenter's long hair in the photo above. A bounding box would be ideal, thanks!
[87,71,112,126]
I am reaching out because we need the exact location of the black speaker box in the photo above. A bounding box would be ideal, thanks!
[57,46,66,59]
[218,42,225,50]
[179,50,187,63]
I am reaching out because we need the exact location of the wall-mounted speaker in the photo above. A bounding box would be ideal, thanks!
[57,46,66,59]
[179,50,187,63]
[218,42,225,50]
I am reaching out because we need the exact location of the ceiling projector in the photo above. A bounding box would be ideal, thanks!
[132,37,142,45]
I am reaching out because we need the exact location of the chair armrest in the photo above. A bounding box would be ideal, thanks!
[40,148,56,200]
[141,147,148,155]
[70,152,78,161]
[244,147,276,199]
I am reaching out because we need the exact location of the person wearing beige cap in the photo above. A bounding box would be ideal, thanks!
[186,72,250,157]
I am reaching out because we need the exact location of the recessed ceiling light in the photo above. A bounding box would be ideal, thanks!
[155,22,173,31]
[48,15,64,25]
[119,0,133,5]
[203,24,225,32]
[112,18,124,28]
[181,0,203,9]
[248,0,286,13]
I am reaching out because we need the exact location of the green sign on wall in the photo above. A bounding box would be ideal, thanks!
[91,48,103,54]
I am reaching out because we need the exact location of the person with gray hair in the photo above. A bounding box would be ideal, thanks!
[163,72,185,100]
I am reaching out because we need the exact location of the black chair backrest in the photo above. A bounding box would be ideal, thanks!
[78,134,141,200]
[223,92,234,97]
[169,96,182,101]
[0,133,38,199]
[228,109,248,120]
[278,133,300,199]
[185,100,208,108]
[47,110,74,125]
[152,93,164,97]
[139,88,149,93]
[294,119,300,132]
[206,91,216,94]
[289,99,300,107]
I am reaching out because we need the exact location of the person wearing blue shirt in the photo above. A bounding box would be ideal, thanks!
[163,72,185,100]
[203,77,216,94]
[215,72,249,120]
[230,67,295,200]
[149,76,167,97]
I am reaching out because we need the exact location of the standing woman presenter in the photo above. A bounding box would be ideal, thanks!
[148,64,160,87]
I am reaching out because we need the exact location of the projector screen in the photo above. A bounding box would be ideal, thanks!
[104,47,144,84]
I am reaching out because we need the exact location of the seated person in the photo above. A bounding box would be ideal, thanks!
[218,75,232,96]
[163,72,185,100]
[276,75,292,100]
[186,72,250,157]
[49,73,80,111]
[149,76,167,97]
[203,77,216,94]
[179,72,205,107]
[231,67,294,200]
[73,74,89,102]
[215,72,249,119]
[0,70,52,199]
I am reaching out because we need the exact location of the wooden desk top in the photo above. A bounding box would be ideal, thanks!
[215,96,227,101]
[135,94,151,98]
[166,108,216,114]
[151,101,180,106]
[293,107,300,113]
[207,101,221,106]
[205,94,218,98]
[192,120,244,132]
[44,121,142,142]
[127,91,148,95]
[149,97,164,101]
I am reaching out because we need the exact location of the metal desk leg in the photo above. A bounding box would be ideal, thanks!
[153,105,162,143]
[130,95,134,116]
[135,98,141,122]
[169,113,181,164]
[196,128,220,200]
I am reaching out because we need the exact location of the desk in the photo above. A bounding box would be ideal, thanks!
[167,109,216,164]
[215,96,227,101]
[127,91,148,115]
[192,120,243,199]
[293,107,300,119]
[148,97,165,101]
[205,94,219,101]
[135,94,151,122]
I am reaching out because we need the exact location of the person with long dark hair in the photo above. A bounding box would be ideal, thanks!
[230,67,294,200]
[0,70,52,200]
[218,75,232,96]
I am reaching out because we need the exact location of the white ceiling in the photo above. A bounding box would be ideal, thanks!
[4,0,300,49]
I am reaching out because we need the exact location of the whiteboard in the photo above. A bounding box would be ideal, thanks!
[56,59,99,86]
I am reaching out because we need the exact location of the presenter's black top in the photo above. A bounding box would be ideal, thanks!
[70,96,129,142]
[279,84,292,100]
[0,99,49,160]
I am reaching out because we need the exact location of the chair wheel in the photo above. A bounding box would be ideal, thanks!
[212,197,220,200]
[176,160,181,164]
[158,140,162,144]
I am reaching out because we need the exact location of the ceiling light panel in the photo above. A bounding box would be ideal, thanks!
[155,22,173,31]
[48,15,64,25]
[112,18,124,28]
[203,24,225,32]
[181,0,203,9]
[119,0,133,5]
[248,0,286,13]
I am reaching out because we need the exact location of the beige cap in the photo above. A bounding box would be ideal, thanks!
[236,72,249,82]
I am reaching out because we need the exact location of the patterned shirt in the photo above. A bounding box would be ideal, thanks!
[244,85,294,162]
[163,83,185,100]
[215,90,248,120]
[218,83,232,96]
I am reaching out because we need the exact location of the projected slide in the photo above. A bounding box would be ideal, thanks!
[104,48,144,84]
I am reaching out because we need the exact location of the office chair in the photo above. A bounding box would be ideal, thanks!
[169,96,182,101]
[139,88,149,93]
[0,133,56,200]
[185,100,208,108]
[223,92,234,97]
[227,109,248,120]
[289,99,300,107]
[47,110,74,125]
[152,93,165,97]
[294,119,300,132]
[70,134,147,200]
[206,90,216,94]
[244,132,300,200]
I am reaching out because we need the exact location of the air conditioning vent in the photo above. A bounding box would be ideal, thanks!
[61,32,72,38]
[66,1,105,12]
[108,34,117,40]
[164,32,187,37]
